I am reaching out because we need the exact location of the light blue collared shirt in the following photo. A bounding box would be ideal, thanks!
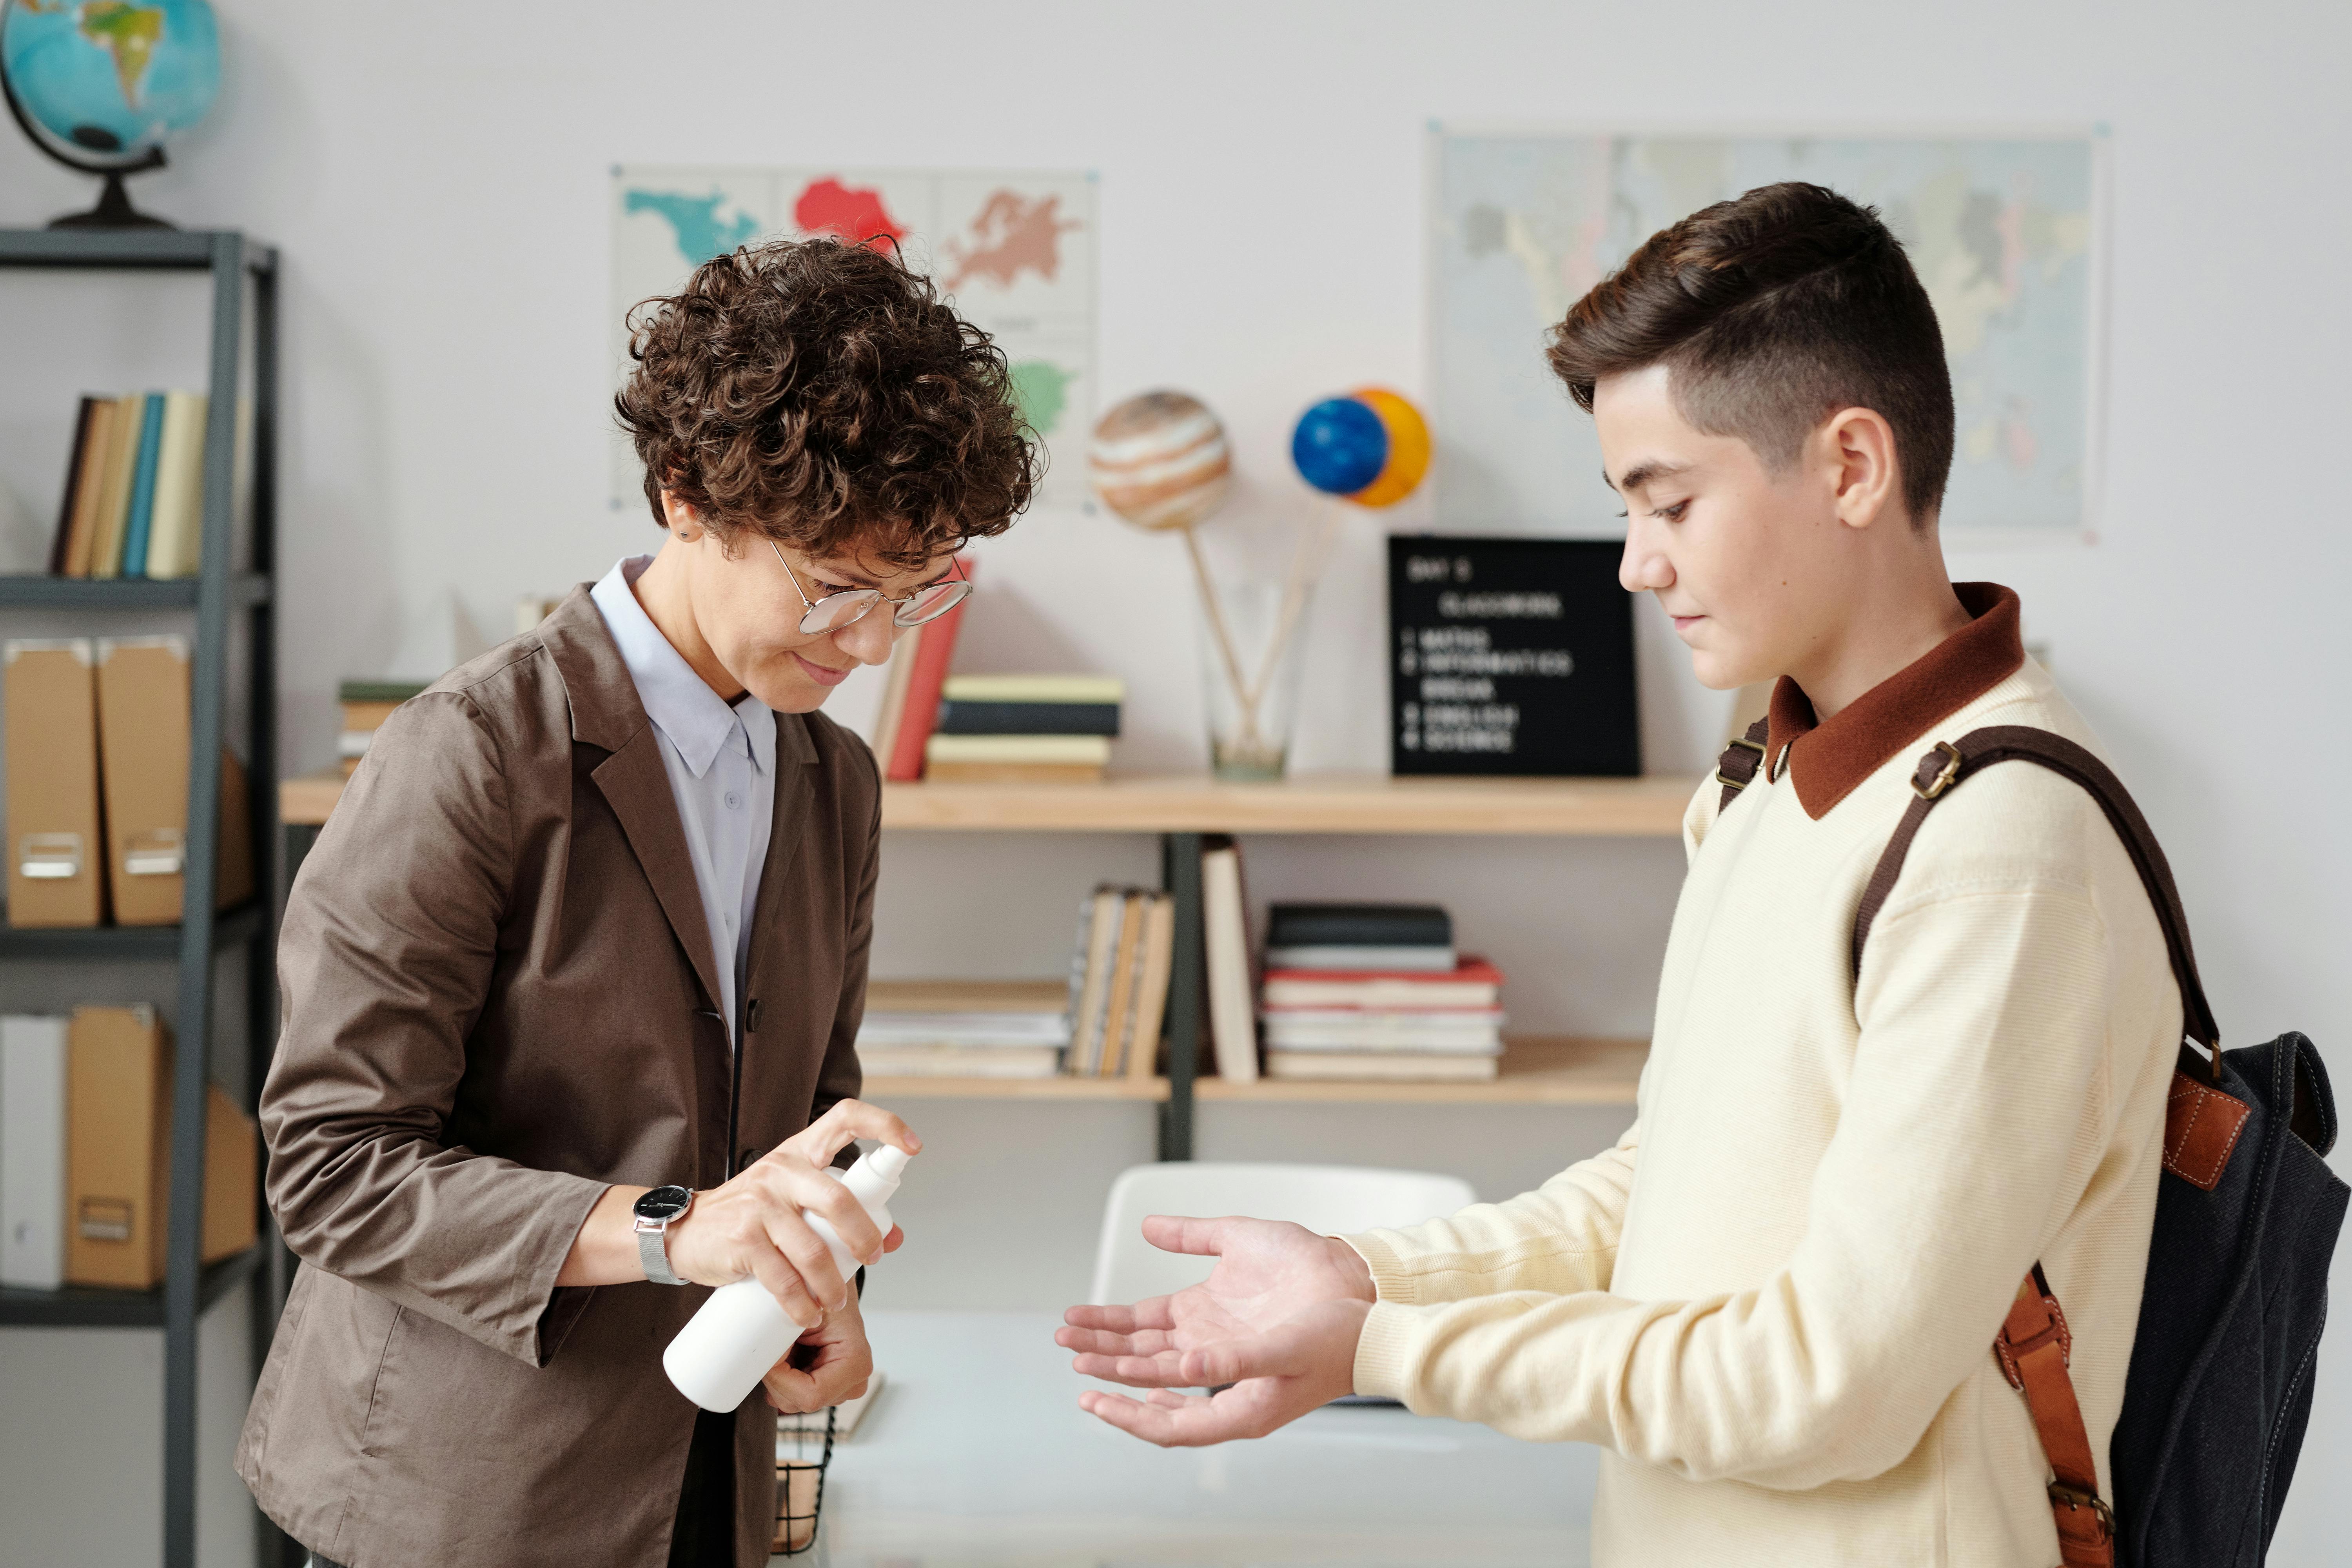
[591,556,776,1045]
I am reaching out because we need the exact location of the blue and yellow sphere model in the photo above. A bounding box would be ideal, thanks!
[1289,388,1431,506]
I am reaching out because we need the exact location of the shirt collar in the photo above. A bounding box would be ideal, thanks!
[1764,582,2025,820]
[590,556,762,779]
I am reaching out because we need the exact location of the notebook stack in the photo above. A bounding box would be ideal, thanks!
[923,674,1123,784]
[338,680,428,776]
[1259,904,1506,1083]
[855,980,1071,1079]
[1063,884,1176,1078]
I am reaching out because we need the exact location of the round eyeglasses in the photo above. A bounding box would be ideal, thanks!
[771,540,973,636]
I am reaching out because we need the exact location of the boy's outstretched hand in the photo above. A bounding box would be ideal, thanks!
[1056,1214,1379,1446]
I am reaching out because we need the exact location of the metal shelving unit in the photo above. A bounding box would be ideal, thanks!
[0,228,283,1568]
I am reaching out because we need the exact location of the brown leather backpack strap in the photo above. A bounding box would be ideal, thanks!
[1849,724,2229,1568]
[1713,717,1771,815]
[1849,724,2221,1073]
[1996,1267,2116,1567]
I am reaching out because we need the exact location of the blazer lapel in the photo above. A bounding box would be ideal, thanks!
[538,583,725,1015]
[592,730,724,1015]
[746,711,820,973]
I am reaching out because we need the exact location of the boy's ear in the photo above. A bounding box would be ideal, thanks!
[1822,407,1902,532]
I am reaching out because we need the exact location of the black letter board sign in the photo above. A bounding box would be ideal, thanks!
[1387,536,1640,777]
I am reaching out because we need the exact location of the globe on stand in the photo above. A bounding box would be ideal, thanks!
[0,0,221,229]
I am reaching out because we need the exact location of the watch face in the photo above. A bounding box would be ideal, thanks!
[633,1185,692,1224]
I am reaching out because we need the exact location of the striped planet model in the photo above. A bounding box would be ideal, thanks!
[1088,390,1231,531]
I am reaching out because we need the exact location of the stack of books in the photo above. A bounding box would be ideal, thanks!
[923,674,1123,784]
[1258,903,1506,1083]
[855,980,1071,1079]
[338,680,428,776]
[43,391,243,580]
[865,566,974,782]
[1063,883,1175,1078]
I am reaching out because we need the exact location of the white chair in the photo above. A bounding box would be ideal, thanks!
[1088,1161,1477,1306]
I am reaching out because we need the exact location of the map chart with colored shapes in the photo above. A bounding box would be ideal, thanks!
[1430,131,2100,537]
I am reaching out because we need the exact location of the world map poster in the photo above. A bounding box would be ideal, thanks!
[1430,131,2102,538]
[610,166,1097,509]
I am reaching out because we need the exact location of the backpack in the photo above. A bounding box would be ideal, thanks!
[1715,720,2348,1567]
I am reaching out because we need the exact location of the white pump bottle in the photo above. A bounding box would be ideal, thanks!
[662,1143,911,1413]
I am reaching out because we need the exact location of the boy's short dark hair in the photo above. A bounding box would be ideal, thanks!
[616,237,1037,568]
[1546,181,1954,526]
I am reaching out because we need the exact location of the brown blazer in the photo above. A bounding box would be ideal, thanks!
[236,586,877,1568]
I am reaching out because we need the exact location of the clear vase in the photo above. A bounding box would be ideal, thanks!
[1198,575,1312,781]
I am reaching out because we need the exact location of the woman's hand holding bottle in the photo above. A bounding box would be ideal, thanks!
[664,1099,919,1330]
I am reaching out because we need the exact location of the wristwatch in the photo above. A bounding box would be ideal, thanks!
[633,1185,694,1286]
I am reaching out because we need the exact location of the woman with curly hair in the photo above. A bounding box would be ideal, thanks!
[236,238,1038,1568]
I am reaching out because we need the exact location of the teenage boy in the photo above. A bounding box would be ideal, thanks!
[1062,182,2176,1568]
[239,239,1034,1568]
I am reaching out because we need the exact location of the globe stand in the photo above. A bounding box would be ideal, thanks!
[50,168,172,230]
[0,48,174,230]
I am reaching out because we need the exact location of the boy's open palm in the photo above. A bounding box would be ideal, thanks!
[1056,1215,1376,1446]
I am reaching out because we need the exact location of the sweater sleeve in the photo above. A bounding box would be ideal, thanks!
[1351,877,2116,1489]
[1343,1123,1639,1304]
[263,691,607,1368]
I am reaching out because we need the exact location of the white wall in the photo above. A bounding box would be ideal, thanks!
[2,2,2347,1562]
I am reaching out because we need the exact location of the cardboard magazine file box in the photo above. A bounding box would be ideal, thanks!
[64,1005,258,1290]
[92,636,255,926]
[3,639,107,927]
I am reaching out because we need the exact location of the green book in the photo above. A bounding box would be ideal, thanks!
[117,393,166,581]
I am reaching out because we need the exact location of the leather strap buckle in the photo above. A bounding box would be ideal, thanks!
[1713,733,1766,790]
[1995,1278,2073,1388]
[2048,1481,2116,1538]
[1913,740,1964,800]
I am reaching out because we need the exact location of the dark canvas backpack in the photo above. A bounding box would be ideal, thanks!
[1716,720,2348,1567]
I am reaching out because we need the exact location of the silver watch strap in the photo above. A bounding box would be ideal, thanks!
[638,1221,686,1286]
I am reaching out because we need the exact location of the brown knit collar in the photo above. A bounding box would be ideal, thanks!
[1764,582,2024,820]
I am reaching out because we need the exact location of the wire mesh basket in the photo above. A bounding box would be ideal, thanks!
[771,1404,837,1556]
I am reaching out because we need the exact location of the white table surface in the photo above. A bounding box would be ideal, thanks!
[795,1310,1594,1567]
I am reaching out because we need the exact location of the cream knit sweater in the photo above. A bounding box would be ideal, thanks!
[1345,590,2179,1567]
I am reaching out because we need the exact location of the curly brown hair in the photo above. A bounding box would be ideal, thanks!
[615,237,1038,568]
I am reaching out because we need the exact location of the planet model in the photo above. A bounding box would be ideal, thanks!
[1289,388,1432,507]
[1346,388,1431,507]
[0,0,221,228]
[1290,397,1389,496]
[1089,390,1232,532]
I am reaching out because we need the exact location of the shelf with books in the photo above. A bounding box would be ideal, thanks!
[0,1245,259,1328]
[1195,1034,1644,1106]
[2,226,283,1568]
[286,768,1697,835]
[880,771,1695,835]
[861,1073,1171,1102]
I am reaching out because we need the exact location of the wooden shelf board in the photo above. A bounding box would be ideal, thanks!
[280,768,346,826]
[1193,1035,1645,1105]
[880,771,1693,835]
[862,1073,1171,1102]
[286,769,1696,836]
